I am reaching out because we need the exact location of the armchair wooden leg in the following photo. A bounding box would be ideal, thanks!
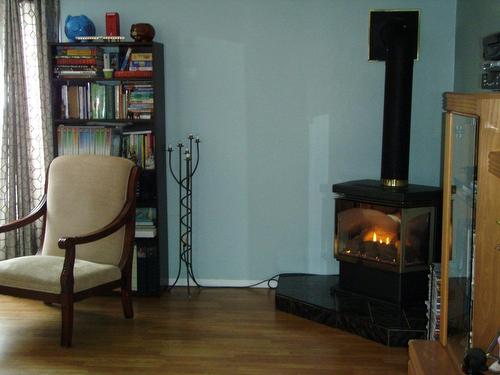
[121,285,134,319]
[61,293,74,347]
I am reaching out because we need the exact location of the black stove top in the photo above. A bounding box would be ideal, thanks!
[332,179,441,207]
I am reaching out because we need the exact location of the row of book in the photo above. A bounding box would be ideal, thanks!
[54,46,154,79]
[60,82,154,120]
[127,83,153,119]
[128,52,153,71]
[132,244,160,295]
[54,46,103,79]
[57,126,155,170]
[122,130,155,170]
[57,125,121,156]
[426,263,441,340]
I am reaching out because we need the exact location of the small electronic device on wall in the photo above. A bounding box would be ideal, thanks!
[482,32,500,90]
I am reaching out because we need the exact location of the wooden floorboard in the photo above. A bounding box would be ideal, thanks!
[0,288,408,374]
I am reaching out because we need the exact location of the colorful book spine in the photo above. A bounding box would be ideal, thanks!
[56,58,102,65]
[57,125,121,157]
[57,46,102,56]
[122,130,155,169]
[130,53,152,61]
[129,60,153,71]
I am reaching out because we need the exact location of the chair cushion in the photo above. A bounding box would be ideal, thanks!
[0,255,121,294]
[41,155,135,266]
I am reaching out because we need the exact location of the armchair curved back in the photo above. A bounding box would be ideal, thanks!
[41,155,136,266]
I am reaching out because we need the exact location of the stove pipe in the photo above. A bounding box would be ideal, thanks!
[380,21,414,187]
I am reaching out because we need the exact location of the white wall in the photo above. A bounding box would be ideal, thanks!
[61,0,457,285]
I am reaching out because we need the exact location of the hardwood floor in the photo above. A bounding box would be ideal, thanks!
[0,288,408,374]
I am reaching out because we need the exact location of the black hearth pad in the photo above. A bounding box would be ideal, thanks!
[275,274,427,347]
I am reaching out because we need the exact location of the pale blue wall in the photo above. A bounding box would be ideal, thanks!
[455,0,500,91]
[61,0,456,284]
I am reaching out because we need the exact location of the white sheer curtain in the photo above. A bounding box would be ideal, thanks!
[0,0,58,259]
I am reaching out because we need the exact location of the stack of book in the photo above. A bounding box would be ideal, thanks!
[54,46,103,78]
[129,53,153,71]
[122,130,155,169]
[426,263,441,340]
[114,49,153,78]
[135,207,157,238]
[125,83,154,119]
[56,125,121,156]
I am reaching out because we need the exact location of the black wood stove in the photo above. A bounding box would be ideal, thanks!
[333,13,441,306]
[276,11,441,345]
[333,180,441,305]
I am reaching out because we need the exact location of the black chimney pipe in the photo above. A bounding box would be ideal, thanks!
[380,21,414,187]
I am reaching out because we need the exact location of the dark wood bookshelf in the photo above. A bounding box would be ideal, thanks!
[52,41,156,48]
[53,120,156,135]
[54,118,152,123]
[49,41,168,296]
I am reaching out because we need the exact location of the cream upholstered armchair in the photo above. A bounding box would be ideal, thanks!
[0,155,139,347]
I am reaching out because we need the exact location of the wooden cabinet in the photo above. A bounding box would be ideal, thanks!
[442,92,500,353]
[407,340,461,375]
[48,42,168,295]
[408,92,500,374]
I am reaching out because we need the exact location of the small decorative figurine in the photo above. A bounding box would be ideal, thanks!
[64,15,96,42]
[130,23,155,42]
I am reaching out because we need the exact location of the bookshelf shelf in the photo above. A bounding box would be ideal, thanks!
[49,41,167,296]
[54,118,154,125]
[137,198,157,208]
[52,77,154,84]
[57,41,155,48]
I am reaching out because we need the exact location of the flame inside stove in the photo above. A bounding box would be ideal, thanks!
[365,230,394,245]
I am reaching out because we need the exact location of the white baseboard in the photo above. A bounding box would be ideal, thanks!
[166,277,276,288]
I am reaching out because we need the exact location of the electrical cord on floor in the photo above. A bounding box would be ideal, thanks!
[192,273,315,290]
[196,273,281,290]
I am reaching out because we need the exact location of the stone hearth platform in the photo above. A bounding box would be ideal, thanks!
[275,273,427,346]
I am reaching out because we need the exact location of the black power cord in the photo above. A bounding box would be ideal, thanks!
[194,274,281,290]
[172,272,314,291]
[167,274,285,292]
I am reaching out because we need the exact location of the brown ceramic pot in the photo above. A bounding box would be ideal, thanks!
[130,23,155,42]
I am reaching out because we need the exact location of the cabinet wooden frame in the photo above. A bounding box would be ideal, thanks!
[441,92,500,354]
[408,92,500,375]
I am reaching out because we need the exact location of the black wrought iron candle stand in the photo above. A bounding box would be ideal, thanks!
[167,134,201,295]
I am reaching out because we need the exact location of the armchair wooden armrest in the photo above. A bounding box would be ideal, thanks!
[0,196,47,233]
[57,199,136,293]
[57,200,135,250]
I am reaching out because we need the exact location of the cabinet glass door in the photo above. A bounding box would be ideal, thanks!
[445,113,477,361]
